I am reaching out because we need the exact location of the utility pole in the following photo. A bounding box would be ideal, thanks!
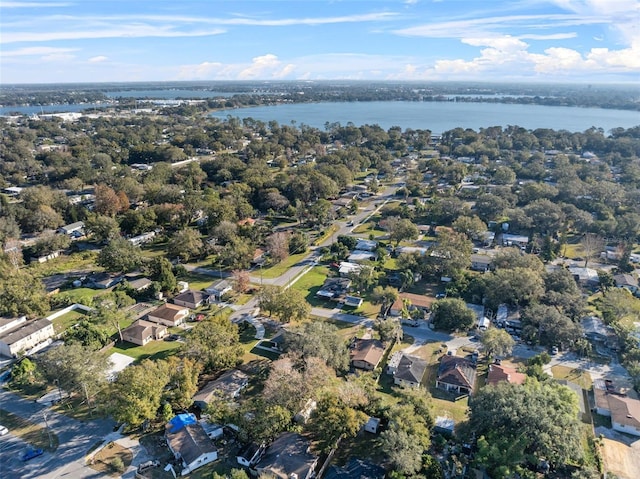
[42,411,53,449]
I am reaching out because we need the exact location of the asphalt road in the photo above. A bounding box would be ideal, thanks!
[0,387,115,479]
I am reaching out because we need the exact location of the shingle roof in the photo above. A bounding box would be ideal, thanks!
[0,318,53,345]
[166,423,217,466]
[350,339,385,368]
[487,364,526,386]
[394,354,428,384]
[173,289,207,305]
[437,355,477,390]
[149,303,188,321]
[257,432,317,479]
[608,395,640,430]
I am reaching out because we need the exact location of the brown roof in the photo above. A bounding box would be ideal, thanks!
[149,303,189,321]
[392,293,434,311]
[350,339,385,368]
[122,319,166,342]
[608,395,640,429]
[486,364,526,386]
[166,423,217,466]
[437,355,477,390]
[173,290,207,305]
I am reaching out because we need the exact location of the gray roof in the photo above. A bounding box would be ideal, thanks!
[257,432,317,479]
[394,354,428,384]
[437,355,477,390]
[0,318,53,346]
[166,423,217,466]
[193,369,249,404]
[173,289,208,304]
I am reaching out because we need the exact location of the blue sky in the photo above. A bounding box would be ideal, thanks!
[1,0,639,84]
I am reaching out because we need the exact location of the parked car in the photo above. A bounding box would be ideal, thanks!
[0,425,8,436]
[550,346,559,355]
[435,293,447,299]
[21,448,44,461]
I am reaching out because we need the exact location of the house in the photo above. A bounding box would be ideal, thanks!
[581,316,615,346]
[255,432,318,479]
[350,338,385,371]
[173,290,208,309]
[0,317,55,358]
[128,231,156,246]
[192,369,250,409]
[389,292,433,317]
[236,442,266,467]
[316,277,351,300]
[568,266,599,287]
[121,319,167,346]
[127,277,153,291]
[338,262,362,277]
[501,233,529,248]
[436,355,477,396]
[59,221,85,236]
[470,254,492,272]
[467,303,489,330]
[198,420,224,440]
[87,272,123,289]
[347,250,378,263]
[251,248,266,266]
[388,353,428,388]
[355,239,378,252]
[343,295,363,308]
[613,274,639,294]
[147,303,189,327]
[204,279,233,301]
[486,364,526,386]
[324,458,386,479]
[165,414,218,476]
[608,395,640,437]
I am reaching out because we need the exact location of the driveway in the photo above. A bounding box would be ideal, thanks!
[0,387,115,479]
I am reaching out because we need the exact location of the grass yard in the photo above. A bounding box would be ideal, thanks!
[88,441,133,476]
[55,287,105,305]
[51,309,88,334]
[315,224,339,246]
[30,251,98,276]
[291,265,331,306]
[111,339,182,361]
[0,408,59,451]
[259,252,310,279]
[352,221,386,238]
[551,365,593,390]
[177,272,218,291]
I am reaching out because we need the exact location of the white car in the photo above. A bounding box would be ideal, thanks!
[0,425,8,436]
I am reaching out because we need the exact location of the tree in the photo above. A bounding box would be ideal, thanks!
[94,184,122,217]
[167,228,203,263]
[164,357,202,411]
[266,232,290,263]
[430,298,476,332]
[85,214,121,243]
[370,285,398,310]
[491,248,544,273]
[97,237,143,273]
[184,316,244,373]
[483,267,545,310]
[469,380,582,473]
[580,233,605,268]
[39,344,111,411]
[232,269,251,294]
[284,321,349,371]
[104,359,171,427]
[29,232,70,257]
[480,328,515,358]
[521,304,583,347]
[425,230,472,279]
[375,316,403,343]
[452,215,487,240]
[257,285,310,322]
[380,216,419,246]
[0,260,49,317]
[348,265,379,293]
[64,320,110,350]
[147,257,177,293]
[307,395,367,453]
[381,429,424,475]
[10,358,39,386]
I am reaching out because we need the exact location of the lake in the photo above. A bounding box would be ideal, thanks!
[211,101,640,134]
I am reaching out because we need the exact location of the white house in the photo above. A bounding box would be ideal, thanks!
[205,279,233,301]
[165,414,218,476]
[0,317,55,358]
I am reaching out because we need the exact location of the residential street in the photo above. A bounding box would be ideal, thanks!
[0,387,115,479]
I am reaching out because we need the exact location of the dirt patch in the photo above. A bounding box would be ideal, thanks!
[88,441,133,476]
[597,428,640,479]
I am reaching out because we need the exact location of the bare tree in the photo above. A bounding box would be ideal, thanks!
[580,233,605,268]
[266,232,290,263]
[232,270,251,293]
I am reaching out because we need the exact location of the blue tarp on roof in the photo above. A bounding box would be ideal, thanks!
[168,413,197,433]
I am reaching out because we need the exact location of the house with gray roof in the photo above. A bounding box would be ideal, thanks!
[165,414,218,475]
[192,369,249,409]
[436,355,477,396]
[0,318,55,358]
[389,354,428,388]
[255,432,318,479]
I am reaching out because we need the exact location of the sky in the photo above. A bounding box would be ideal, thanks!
[1,0,639,84]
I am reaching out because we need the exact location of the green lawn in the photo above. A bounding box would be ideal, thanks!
[291,265,330,306]
[30,251,98,276]
[54,287,105,305]
[111,339,182,362]
[352,221,386,238]
[51,309,88,334]
[176,272,218,291]
[259,252,309,279]
[551,365,593,390]
[140,242,168,259]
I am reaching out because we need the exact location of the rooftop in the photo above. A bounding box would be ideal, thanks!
[257,432,317,479]
[0,318,53,346]
[394,354,428,384]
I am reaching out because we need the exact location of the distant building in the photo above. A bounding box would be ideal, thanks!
[147,303,189,327]
[355,239,378,252]
[347,250,378,263]
[470,254,492,272]
[173,290,208,309]
[316,277,351,300]
[204,279,233,301]
[593,379,640,437]
[192,369,249,409]
[121,319,167,346]
[58,221,85,236]
[501,233,529,248]
[613,274,638,294]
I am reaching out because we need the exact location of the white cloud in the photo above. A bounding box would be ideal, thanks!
[519,33,577,40]
[1,25,226,44]
[88,56,108,63]
[238,54,295,79]
[0,46,78,57]
[1,2,71,7]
